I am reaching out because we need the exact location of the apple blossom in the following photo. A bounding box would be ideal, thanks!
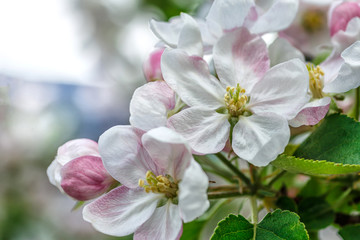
[83,127,209,239]
[161,28,309,166]
[329,0,360,37]
[143,48,165,82]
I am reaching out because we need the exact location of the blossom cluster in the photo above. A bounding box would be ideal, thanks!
[47,0,360,239]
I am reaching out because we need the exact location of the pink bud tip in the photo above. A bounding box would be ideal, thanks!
[143,48,165,82]
[330,2,360,36]
[61,156,115,201]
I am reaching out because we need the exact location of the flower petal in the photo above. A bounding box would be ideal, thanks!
[178,13,203,56]
[150,16,183,48]
[135,202,183,240]
[213,27,270,91]
[98,126,160,188]
[268,37,305,67]
[250,0,299,34]
[206,0,253,30]
[168,107,230,155]
[46,160,63,191]
[331,17,360,53]
[289,97,331,127]
[161,49,224,109]
[248,59,309,120]
[142,127,192,180]
[57,138,99,165]
[83,186,160,237]
[178,160,209,223]
[323,41,360,93]
[143,48,165,82]
[130,81,175,132]
[232,113,290,166]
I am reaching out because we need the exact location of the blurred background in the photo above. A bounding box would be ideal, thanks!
[0,0,205,239]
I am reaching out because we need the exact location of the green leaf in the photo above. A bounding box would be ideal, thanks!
[339,224,360,240]
[181,220,206,240]
[211,210,309,240]
[272,154,360,175]
[298,198,335,230]
[295,114,360,165]
[299,178,328,198]
[276,196,298,213]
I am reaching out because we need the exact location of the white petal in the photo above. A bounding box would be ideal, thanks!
[98,126,161,188]
[46,160,63,192]
[161,49,224,109]
[135,203,182,240]
[142,127,192,180]
[178,13,203,56]
[268,37,305,67]
[56,138,99,165]
[323,41,360,93]
[150,16,183,48]
[232,113,290,166]
[289,97,331,127]
[130,81,175,132]
[213,28,270,91]
[248,59,309,120]
[206,0,253,30]
[168,107,230,155]
[83,186,160,237]
[320,51,343,88]
[250,0,299,34]
[178,160,209,223]
[331,17,360,53]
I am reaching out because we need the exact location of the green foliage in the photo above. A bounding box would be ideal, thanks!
[298,198,335,230]
[339,224,360,240]
[299,178,328,198]
[276,196,298,212]
[181,220,206,240]
[211,210,309,240]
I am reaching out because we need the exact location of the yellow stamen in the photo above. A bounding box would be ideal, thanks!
[224,83,249,117]
[307,63,325,99]
[302,10,325,33]
[139,171,179,199]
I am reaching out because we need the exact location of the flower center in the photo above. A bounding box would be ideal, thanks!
[138,171,178,199]
[224,83,249,117]
[307,63,325,99]
[302,10,325,33]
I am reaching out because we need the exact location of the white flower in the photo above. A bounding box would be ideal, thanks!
[161,28,309,166]
[82,127,209,240]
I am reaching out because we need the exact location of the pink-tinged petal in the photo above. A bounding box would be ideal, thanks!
[248,59,309,120]
[135,202,182,240]
[57,138,99,165]
[60,156,115,201]
[320,51,343,87]
[143,48,165,82]
[178,160,209,223]
[47,160,63,191]
[98,126,161,188]
[232,113,290,166]
[142,127,192,180]
[150,16,183,48]
[330,1,360,36]
[161,49,224,109]
[289,97,331,127]
[332,17,360,53]
[178,13,203,57]
[83,186,161,237]
[323,41,360,93]
[206,0,254,30]
[268,37,305,67]
[213,27,270,92]
[250,0,299,34]
[168,107,230,155]
[130,81,175,132]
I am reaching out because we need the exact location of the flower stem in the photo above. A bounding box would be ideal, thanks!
[215,153,252,187]
[250,196,258,240]
[208,191,250,199]
[267,170,286,187]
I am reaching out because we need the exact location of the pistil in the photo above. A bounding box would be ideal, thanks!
[224,83,249,117]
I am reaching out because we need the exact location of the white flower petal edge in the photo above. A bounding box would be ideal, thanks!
[98,126,160,188]
[232,113,290,166]
[168,107,230,155]
[248,58,310,120]
[161,49,224,109]
[142,127,192,180]
[331,17,360,54]
[178,13,203,57]
[323,41,360,93]
[289,97,331,127]
[150,16,183,48]
[178,160,210,223]
[83,186,161,237]
[268,37,305,67]
[213,27,270,91]
[130,81,175,132]
[135,203,183,240]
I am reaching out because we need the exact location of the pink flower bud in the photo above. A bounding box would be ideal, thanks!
[61,156,115,201]
[143,48,165,82]
[330,1,360,36]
